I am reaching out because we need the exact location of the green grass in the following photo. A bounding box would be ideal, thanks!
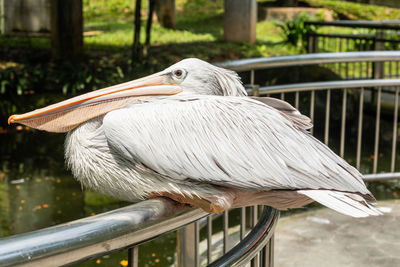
[82,0,292,59]
[0,0,304,66]
[304,0,400,20]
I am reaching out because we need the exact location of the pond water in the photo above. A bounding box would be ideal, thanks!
[0,131,180,267]
[1,94,400,266]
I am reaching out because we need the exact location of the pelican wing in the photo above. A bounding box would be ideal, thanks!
[103,95,371,197]
[250,97,313,130]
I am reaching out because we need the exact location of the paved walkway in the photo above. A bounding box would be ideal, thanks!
[275,200,400,267]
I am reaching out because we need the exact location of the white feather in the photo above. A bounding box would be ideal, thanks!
[298,190,382,218]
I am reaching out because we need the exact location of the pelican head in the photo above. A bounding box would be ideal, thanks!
[8,58,246,133]
[163,58,246,96]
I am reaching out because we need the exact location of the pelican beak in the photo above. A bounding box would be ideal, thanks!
[8,72,182,133]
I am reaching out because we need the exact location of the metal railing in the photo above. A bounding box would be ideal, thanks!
[257,79,400,174]
[0,198,279,267]
[220,51,400,178]
[305,20,400,54]
[218,51,400,86]
[2,51,400,267]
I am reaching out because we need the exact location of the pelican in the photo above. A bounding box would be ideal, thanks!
[9,58,381,218]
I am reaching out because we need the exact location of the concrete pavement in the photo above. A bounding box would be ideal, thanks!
[275,200,400,267]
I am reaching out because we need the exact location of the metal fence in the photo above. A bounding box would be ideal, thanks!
[219,51,400,177]
[1,51,400,267]
[218,51,400,85]
[305,20,400,54]
[0,198,279,267]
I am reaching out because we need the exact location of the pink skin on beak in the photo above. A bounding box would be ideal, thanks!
[8,72,182,124]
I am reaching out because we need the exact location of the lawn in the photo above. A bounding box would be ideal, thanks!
[304,0,400,20]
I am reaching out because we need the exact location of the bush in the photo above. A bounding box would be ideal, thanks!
[276,13,318,53]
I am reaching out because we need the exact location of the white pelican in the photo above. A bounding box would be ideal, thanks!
[9,58,381,217]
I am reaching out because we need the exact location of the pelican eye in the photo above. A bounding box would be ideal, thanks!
[173,69,183,78]
[169,68,187,83]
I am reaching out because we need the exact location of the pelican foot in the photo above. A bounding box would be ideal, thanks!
[148,192,225,214]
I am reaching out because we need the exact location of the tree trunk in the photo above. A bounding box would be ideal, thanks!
[146,0,156,46]
[50,0,83,60]
[155,0,175,28]
[143,0,156,58]
[132,0,142,65]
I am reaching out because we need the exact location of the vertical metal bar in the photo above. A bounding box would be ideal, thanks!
[240,207,246,240]
[207,216,213,264]
[373,87,382,173]
[336,37,340,52]
[338,39,343,75]
[195,221,200,267]
[262,244,268,267]
[251,254,260,267]
[250,69,255,85]
[178,222,199,267]
[391,87,399,172]
[345,38,350,77]
[340,88,347,158]
[356,88,364,170]
[280,92,285,100]
[325,89,331,145]
[389,61,392,78]
[223,210,229,254]
[310,90,315,135]
[251,206,259,267]
[295,91,299,109]
[128,246,139,267]
[269,234,275,267]
[359,61,363,79]
[252,205,258,225]
[307,34,313,53]
[253,85,260,97]
[350,61,353,78]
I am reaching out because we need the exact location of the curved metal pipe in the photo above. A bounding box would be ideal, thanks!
[304,20,400,30]
[217,51,400,72]
[207,206,279,267]
[363,172,400,182]
[255,79,400,95]
[0,198,206,267]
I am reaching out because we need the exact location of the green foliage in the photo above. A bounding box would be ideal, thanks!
[0,55,131,125]
[276,13,318,52]
[304,0,400,20]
